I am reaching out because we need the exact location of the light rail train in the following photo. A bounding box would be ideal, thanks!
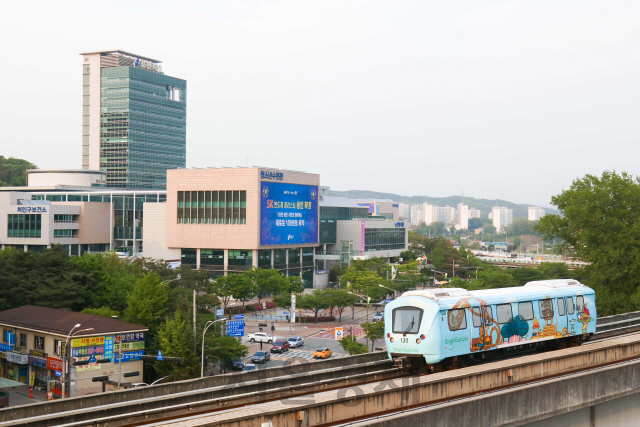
[384,279,596,372]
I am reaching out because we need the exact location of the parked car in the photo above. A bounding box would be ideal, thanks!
[313,348,332,359]
[248,332,273,343]
[252,351,271,364]
[243,364,257,371]
[130,383,148,388]
[288,337,304,348]
[270,340,290,353]
[372,312,384,322]
[230,358,245,371]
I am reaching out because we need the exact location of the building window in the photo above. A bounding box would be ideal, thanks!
[200,249,224,266]
[181,248,197,265]
[364,228,405,252]
[302,247,314,266]
[288,248,301,268]
[34,336,45,350]
[54,340,62,356]
[7,214,41,238]
[54,229,77,238]
[273,249,287,269]
[20,333,27,348]
[177,191,246,224]
[258,250,272,268]
[2,330,10,344]
[54,214,78,223]
[228,250,252,270]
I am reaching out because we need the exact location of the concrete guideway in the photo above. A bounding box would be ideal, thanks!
[157,333,640,426]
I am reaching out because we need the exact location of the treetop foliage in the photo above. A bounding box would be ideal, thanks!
[0,156,36,187]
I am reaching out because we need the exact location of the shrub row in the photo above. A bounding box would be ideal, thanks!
[297,316,336,323]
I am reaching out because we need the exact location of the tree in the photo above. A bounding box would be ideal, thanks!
[283,275,305,295]
[536,171,640,315]
[155,308,199,380]
[338,335,368,355]
[362,321,385,351]
[326,290,360,321]
[209,276,234,310]
[298,290,329,318]
[510,267,544,286]
[81,307,120,317]
[247,268,288,303]
[124,272,169,332]
[0,156,37,186]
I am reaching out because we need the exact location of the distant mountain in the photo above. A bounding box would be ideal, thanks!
[324,189,559,219]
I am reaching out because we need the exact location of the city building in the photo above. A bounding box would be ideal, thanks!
[422,203,455,226]
[469,209,481,219]
[81,50,187,190]
[528,206,546,221]
[354,199,400,220]
[410,205,423,225]
[0,305,147,397]
[0,170,165,255]
[398,203,410,220]
[143,167,320,286]
[492,206,513,232]
[456,203,469,230]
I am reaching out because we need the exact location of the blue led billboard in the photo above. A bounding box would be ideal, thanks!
[260,182,319,246]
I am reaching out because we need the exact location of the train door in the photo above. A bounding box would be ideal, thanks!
[470,306,486,352]
[556,297,568,337]
[566,296,577,336]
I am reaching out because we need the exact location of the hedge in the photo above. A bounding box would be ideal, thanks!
[297,316,336,323]
[225,306,247,314]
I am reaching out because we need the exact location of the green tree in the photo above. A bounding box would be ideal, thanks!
[283,275,306,294]
[247,268,287,302]
[0,156,37,186]
[155,308,199,380]
[361,321,385,351]
[298,290,330,318]
[510,267,545,286]
[338,335,368,355]
[536,171,640,315]
[326,290,360,321]
[124,272,169,332]
[81,306,120,317]
[537,262,571,280]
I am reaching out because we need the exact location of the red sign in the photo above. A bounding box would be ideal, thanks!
[47,357,62,372]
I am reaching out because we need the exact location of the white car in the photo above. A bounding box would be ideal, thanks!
[247,332,273,343]
[288,337,304,348]
[372,312,384,322]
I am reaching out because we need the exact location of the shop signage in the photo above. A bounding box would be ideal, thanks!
[16,206,47,213]
[104,336,114,360]
[47,357,63,372]
[0,352,6,359]
[315,270,329,275]
[75,356,101,371]
[260,171,284,181]
[29,350,47,358]
[71,336,104,347]
[28,356,47,368]
[55,371,61,377]
[71,346,104,358]
[115,332,145,343]
[0,343,14,352]
[29,372,35,386]
[115,341,145,352]
[394,222,405,227]
[7,352,28,364]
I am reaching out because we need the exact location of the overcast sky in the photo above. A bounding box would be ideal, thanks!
[2,1,639,207]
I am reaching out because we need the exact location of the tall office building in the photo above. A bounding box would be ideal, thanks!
[81,50,187,189]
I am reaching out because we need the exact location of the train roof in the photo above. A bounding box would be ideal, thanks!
[399,280,592,305]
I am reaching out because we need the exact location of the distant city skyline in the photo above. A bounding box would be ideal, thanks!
[2,1,639,207]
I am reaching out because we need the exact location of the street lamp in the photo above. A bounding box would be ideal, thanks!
[378,284,396,300]
[201,318,227,378]
[111,315,125,390]
[348,292,370,322]
[62,324,94,400]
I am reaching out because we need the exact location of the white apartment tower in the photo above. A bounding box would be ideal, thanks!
[410,205,424,225]
[528,206,546,221]
[468,209,481,219]
[456,203,469,230]
[492,206,513,232]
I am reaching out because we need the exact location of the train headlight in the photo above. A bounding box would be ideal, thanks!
[390,337,394,342]
[420,334,425,340]
[416,338,421,344]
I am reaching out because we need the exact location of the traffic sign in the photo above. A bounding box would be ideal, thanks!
[55,370,62,377]
[87,353,96,363]
[233,314,245,320]
[226,320,245,337]
[156,350,164,361]
[335,327,343,341]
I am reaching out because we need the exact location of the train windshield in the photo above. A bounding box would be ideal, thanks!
[392,307,423,334]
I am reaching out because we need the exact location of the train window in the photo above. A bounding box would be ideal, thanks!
[518,302,534,321]
[496,304,513,324]
[539,299,554,319]
[471,307,482,327]
[557,298,566,316]
[392,307,423,334]
[448,309,467,331]
[567,297,575,315]
[576,296,585,313]
[483,306,493,324]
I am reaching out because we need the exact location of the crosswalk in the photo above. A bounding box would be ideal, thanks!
[270,349,348,361]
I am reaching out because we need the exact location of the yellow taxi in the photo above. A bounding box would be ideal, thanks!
[313,347,332,359]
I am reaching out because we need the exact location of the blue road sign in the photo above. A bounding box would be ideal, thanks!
[233,314,245,320]
[226,320,245,337]
[55,370,62,377]
[156,350,164,361]
[87,353,96,363]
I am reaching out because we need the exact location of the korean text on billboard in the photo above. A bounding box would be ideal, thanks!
[260,182,318,246]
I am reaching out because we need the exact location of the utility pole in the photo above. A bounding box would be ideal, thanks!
[193,289,197,353]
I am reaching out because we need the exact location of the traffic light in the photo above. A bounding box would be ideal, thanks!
[123,371,140,378]
[92,376,109,382]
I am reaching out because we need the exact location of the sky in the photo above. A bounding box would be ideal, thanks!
[2,1,639,208]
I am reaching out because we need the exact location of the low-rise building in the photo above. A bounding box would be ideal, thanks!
[0,306,147,397]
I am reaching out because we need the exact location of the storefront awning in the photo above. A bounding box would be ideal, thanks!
[0,377,27,389]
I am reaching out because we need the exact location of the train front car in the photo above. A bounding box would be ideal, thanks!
[385,288,469,371]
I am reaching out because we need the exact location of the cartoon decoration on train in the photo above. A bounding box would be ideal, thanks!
[450,294,593,353]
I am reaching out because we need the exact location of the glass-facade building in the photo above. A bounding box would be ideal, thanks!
[82,51,186,190]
